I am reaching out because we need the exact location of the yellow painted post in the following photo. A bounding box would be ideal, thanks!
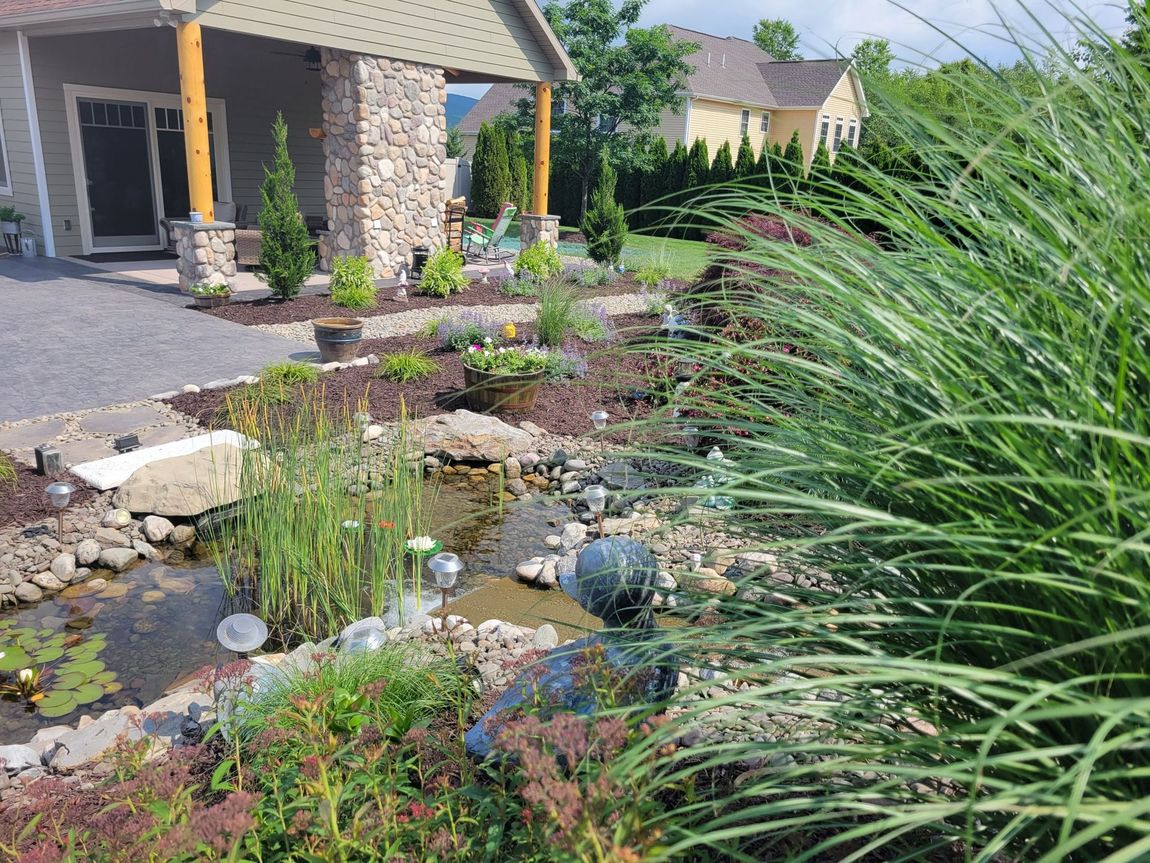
[176,22,214,222]
[532,81,552,215]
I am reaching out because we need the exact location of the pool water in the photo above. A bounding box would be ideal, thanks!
[0,474,586,741]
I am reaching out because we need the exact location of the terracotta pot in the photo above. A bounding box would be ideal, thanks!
[312,317,363,363]
[462,364,545,413]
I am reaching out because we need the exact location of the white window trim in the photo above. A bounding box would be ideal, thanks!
[0,99,12,197]
[816,114,830,151]
[833,116,844,152]
[760,111,770,134]
[847,118,859,147]
[63,83,232,255]
[739,108,750,137]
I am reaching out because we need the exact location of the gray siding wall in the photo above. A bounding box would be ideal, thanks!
[0,31,44,247]
[195,0,554,83]
[29,27,327,257]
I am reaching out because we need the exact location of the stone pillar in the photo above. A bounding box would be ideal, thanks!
[519,214,560,251]
[171,221,236,292]
[320,48,448,277]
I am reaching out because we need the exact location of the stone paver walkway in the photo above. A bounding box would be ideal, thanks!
[0,256,310,422]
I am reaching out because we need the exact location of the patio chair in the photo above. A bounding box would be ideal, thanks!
[464,203,517,262]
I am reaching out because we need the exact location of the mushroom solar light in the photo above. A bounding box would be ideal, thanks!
[216,613,269,654]
[45,481,76,542]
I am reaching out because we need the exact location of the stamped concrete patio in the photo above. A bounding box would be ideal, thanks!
[0,255,311,423]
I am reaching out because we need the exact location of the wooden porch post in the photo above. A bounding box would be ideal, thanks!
[176,22,214,222]
[531,81,551,214]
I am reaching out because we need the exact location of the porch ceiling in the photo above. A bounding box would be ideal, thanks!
[0,0,576,83]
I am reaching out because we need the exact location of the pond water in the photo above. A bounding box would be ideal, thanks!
[0,475,591,741]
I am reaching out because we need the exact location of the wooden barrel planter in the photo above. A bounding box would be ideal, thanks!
[192,293,232,309]
[311,317,363,363]
[462,364,545,413]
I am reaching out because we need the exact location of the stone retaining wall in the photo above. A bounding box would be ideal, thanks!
[519,214,560,250]
[320,49,448,278]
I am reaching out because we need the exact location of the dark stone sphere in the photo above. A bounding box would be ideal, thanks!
[561,536,658,629]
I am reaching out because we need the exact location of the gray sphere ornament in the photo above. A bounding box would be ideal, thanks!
[560,536,659,629]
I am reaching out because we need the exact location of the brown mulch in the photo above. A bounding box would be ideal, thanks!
[191,275,650,327]
[0,464,94,528]
[169,314,661,439]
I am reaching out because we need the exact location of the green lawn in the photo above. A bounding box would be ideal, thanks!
[470,216,711,282]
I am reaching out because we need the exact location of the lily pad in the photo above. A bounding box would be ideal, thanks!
[56,659,105,677]
[32,647,65,663]
[51,671,89,690]
[0,647,32,672]
[72,683,105,705]
[38,694,79,718]
[37,689,77,711]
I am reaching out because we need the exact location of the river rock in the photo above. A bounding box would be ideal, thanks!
[564,459,588,472]
[14,582,42,603]
[99,547,139,573]
[51,706,144,770]
[518,452,541,469]
[95,527,130,548]
[560,480,580,495]
[141,590,166,602]
[505,478,527,495]
[504,456,521,479]
[598,461,646,491]
[170,524,196,547]
[413,410,534,463]
[538,559,558,588]
[50,553,77,583]
[112,443,266,517]
[142,515,175,543]
[74,539,101,566]
[0,745,40,774]
[550,449,568,466]
[60,579,107,599]
[543,534,562,549]
[515,558,544,583]
[559,522,587,552]
[133,539,163,561]
[31,572,65,591]
[600,513,660,537]
[532,624,559,649]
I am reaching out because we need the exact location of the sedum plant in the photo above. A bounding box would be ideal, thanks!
[328,255,377,309]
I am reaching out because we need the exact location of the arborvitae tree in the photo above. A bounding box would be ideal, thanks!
[666,141,688,190]
[257,112,314,300]
[471,122,511,218]
[445,126,466,158]
[581,151,628,266]
[782,130,805,197]
[710,140,735,184]
[639,136,669,228]
[735,134,757,179]
[506,130,530,214]
[685,138,710,189]
[754,142,771,187]
[807,140,833,208]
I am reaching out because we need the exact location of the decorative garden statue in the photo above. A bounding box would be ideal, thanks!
[465,536,678,759]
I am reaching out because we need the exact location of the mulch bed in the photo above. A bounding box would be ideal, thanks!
[169,314,661,440]
[0,464,94,528]
[192,276,651,327]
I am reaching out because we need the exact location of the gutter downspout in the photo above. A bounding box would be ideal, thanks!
[16,31,55,257]
[682,96,692,146]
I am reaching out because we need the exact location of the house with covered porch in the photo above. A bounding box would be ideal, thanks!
[0,0,574,287]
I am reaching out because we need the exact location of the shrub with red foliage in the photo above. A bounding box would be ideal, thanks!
[705,212,815,251]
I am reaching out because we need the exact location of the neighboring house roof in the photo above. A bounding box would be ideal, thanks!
[458,23,864,133]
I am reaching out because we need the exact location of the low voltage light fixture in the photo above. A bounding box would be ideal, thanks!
[113,433,141,454]
[583,484,608,538]
[303,46,322,72]
[590,410,609,431]
[45,481,75,543]
[428,552,464,633]
[216,613,269,656]
[34,444,62,477]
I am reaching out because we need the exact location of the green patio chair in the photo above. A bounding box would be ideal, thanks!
[464,203,517,262]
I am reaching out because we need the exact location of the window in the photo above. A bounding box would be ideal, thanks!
[760,112,770,134]
[596,115,617,132]
[555,99,568,116]
[817,114,830,151]
[739,108,750,137]
[833,116,844,151]
[0,102,10,195]
[847,118,858,148]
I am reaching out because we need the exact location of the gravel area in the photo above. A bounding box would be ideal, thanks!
[253,292,654,343]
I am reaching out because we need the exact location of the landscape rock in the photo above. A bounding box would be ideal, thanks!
[503,456,521,479]
[543,534,562,549]
[14,582,42,603]
[515,559,544,583]
[95,527,130,548]
[413,411,534,463]
[362,424,385,442]
[518,452,541,469]
[31,572,65,591]
[564,459,588,472]
[27,726,72,761]
[532,624,559,649]
[559,522,587,552]
[550,449,568,466]
[171,524,196,547]
[0,746,40,774]
[61,578,107,599]
[49,553,77,583]
[74,540,101,566]
[113,443,267,517]
[142,515,175,543]
[506,478,527,496]
[98,547,139,573]
[560,480,581,495]
[133,539,163,561]
[600,513,660,537]
[51,706,144,770]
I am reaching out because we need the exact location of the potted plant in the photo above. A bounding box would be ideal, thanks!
[188,281,234,308]
[460,341,550,412]
[0,206,24,252]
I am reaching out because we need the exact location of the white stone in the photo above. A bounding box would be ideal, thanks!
[561,480,581,494]
[350,357,370,367]
[142,515,175,543]
[532,624,559,649]
[74,539,101,566]
[362,424,385,442]
[49,553,77,583]
[0,745,40,774]
[515,560,544,582]
[31,572,64,591]
[543,534,562,549]
[182,384,200,394]
[99,547,139,572]
[112,442,268,517]
[559,522,587,552]
[72,430,258,492]
[95,526,130,548]
[51,707,144,770]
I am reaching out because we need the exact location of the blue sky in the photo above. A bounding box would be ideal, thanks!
[448,0,1130,98]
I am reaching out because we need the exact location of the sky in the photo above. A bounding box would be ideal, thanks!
[447,0,1130,99]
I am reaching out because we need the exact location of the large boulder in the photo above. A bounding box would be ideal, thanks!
[413,411,535,463]
[112,443,266,517]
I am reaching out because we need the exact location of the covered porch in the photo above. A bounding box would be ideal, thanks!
[5,0,575,288]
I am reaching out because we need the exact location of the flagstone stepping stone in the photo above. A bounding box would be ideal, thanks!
[136,425,192,448]
[0,419,66,451]
[56,439,115,466]
[72,430,257,492]
[60,579,108,599]
[78,405,167,435]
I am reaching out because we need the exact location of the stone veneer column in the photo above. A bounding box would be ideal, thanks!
[170,221,236,292]
[519,214,561,251]
[320,48,448,277]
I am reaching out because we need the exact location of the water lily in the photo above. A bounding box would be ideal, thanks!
[378,520,396,530]
[17,668,33,685]
[406,536,437,553]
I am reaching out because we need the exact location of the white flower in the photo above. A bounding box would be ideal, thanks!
[484,336,493,344]
[17,668,33,685]
[407,535,436,552]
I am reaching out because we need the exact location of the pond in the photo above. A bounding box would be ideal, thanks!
[0,474,593,742]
